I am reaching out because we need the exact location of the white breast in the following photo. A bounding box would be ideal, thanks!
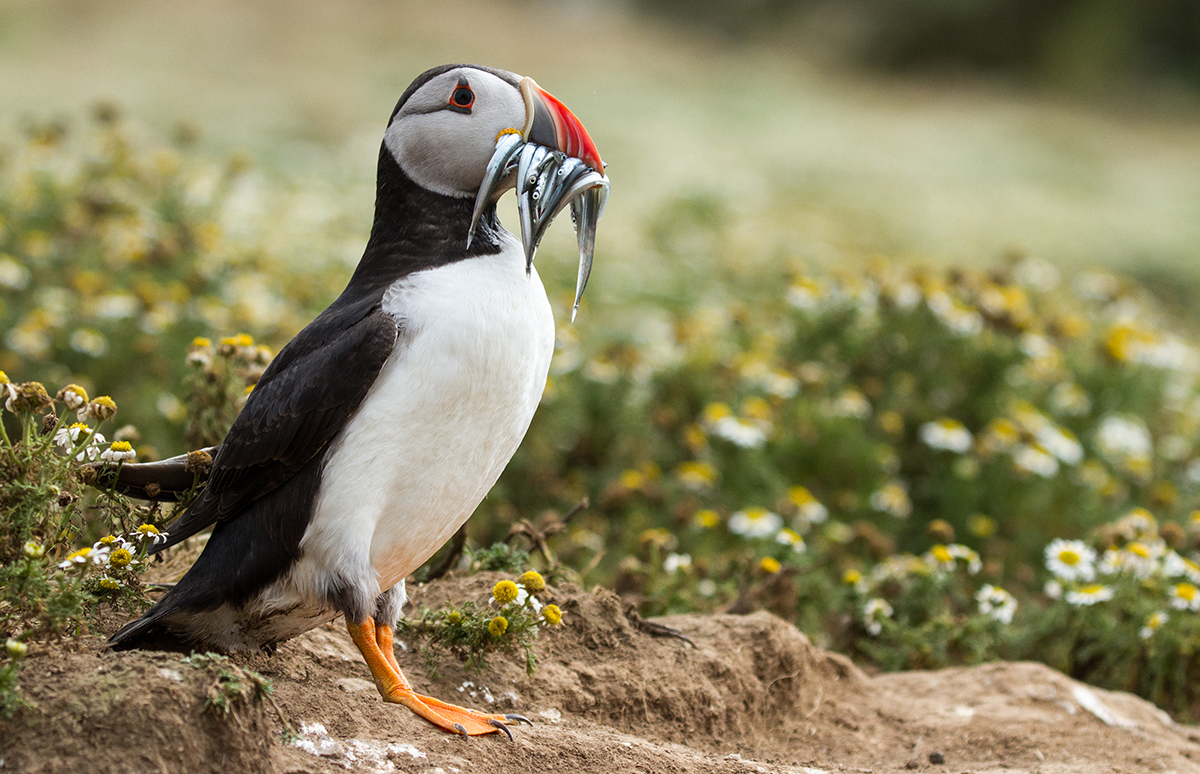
[261,235,554,621]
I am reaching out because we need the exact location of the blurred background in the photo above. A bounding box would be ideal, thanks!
[3,0,1199,278]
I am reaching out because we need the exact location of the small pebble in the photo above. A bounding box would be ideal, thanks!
[929,750,945,765]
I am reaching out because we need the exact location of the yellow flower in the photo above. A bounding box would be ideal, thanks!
[86,396,117,421]
[619,469,645,490]
[99,577,121,591]
[682,423,707,452]
[191,337,212,348]
[843,569,863,586]
[219,333,255,348]
[98,535,116,546]
[741,396,772,421]
[542,604,563,626]
[693,509,721,529]
[136,524,160,536]
[927,519,955,542]
[519,571,546,593]
[675,461,718,489]
[701,402,732,424]
[968,514,997,538]
[1104,323,1156,363]
[55,383,89,410]
[446,611,462,624]
[488,616,509,637]
[109,548,133,568]
[492,580,519,605]
[759,556,782,574]
[877,410,904,437]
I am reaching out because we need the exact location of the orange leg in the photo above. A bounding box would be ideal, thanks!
[346,617,529,737]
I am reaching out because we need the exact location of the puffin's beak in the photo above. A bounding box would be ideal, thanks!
[466,76,609,322]
[520,78,605,174]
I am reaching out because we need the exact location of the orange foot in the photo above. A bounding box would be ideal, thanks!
[346,616,531,738]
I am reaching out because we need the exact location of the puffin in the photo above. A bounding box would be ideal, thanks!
[106,63,608,739]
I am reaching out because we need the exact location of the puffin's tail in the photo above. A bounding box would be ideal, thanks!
[106,598,196,652]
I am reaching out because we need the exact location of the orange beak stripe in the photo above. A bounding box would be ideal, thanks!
[521,78,605,174]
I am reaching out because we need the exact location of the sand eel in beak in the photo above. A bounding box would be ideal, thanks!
[105,64,608,739]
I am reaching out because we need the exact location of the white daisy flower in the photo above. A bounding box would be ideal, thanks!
[830,388,871,419]
[134,523,170,545]
[1161,552,1200,583]
[976,584,1017,624]
[1035,424,1083,465]
[1065,583,1113,606]
[53,422,106,462]
[663,553,692,574]
[1044,580,1063,599]
[1097,548,1124,576]
[1168,582,1200,611]
[1120,540,1165,579]
[1013,444,1059,478]
[862,598,893,636]
[100,440,136,463]
[787,486,828,526]
[1045,539,1096,582]
[711,416,768,448]
[1049,382,1091,416]
[919,419,973,453]
[869,481,912,518]
[948,544,983,575]
[57,545,110,569]
[775,529,805,553]
[728,508,782,538]
[1139,611,1169,640]
[1095,415,1152,463]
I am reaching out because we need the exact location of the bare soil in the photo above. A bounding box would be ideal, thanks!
[4,571,1199,773]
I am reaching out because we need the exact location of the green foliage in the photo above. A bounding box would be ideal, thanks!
[181,652,273,717]
[483,257,1200,715]
[0,375,172,715]
[182,334,270,448]
[0,109,355,454]
[464,542,531,574]
[403,571,562,678]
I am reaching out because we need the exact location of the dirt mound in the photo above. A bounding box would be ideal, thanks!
[3,572,1200,773]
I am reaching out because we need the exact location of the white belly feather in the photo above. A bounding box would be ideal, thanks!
[236,237,554,641]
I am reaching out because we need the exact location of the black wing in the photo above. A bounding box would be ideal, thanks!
[153,306,400,552]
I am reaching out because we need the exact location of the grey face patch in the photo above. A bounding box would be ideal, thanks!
[385,68,526,198]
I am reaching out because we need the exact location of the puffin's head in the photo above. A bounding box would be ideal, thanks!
[385,64,608,319]
[384,64,603,198]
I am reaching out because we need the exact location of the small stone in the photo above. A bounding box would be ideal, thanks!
[904,762,919,770]
[929,750,945,765]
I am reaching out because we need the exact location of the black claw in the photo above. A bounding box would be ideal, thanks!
[453,723,468,736]
[505,713,533,727]
[489,718,514,741]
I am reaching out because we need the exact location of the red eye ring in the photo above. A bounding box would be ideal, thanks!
[449,82,474,110]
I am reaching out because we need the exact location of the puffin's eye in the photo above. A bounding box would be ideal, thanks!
[449,85,474,110]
